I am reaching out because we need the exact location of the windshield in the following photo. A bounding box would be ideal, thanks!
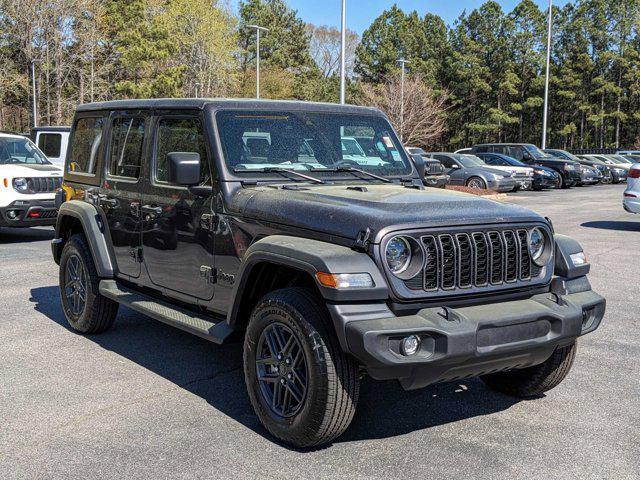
[608,154,633,164]
[553,149,581,162]
[523,144,551,159]
[217,110,413,178]
[456,154,485,167]
[0,136,51,165]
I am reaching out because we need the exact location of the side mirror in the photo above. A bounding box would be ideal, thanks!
[410,154,426,180]
[167,152,201,186]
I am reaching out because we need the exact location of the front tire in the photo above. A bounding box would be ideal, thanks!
[466,176,487,189]
[480,341,577,397]
[59,234,118,333]
[243,287,360,448]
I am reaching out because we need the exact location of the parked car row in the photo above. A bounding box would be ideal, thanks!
[407,142,639,193]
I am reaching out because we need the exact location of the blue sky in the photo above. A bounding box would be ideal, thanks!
[251,1,572,34]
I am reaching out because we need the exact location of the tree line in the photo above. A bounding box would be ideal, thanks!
[2,0,640,150]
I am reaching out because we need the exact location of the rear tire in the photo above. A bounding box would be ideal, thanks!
[243,287,360,448]
[59,234,118,334]
[480,341,577,397]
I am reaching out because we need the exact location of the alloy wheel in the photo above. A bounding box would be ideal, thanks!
[64,254,87,317]
[256,322,308,418]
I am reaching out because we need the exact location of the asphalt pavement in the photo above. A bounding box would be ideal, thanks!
[1,183,638,479]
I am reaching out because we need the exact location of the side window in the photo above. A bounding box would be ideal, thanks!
[484,157,497,165]
[69,117,106,174]
[509,147,524,160]
[437,155,455,168]
[155,117,209,185]
[38,133,62,158]
[108,117,145,179]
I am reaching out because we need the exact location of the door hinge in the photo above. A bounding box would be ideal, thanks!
[199,266,217,284]
[200,213,219,232]
[129,247,143,263]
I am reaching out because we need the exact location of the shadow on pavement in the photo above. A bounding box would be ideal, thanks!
[30,285,521,449]
[581,220,640,232]
[0,226,55,244]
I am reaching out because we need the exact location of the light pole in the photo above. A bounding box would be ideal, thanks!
[195,82,201,98]
[398,58,410,143]
[246,24,269,99]
[541,0,553,149]
[31,60,38,128]
[339,0,346,104]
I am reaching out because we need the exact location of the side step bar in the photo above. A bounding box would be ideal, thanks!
[99,280,233,344]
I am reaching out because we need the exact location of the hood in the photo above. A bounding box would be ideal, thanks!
[229,183,545,242]
[536,156,576,165]
[0,164,62,176]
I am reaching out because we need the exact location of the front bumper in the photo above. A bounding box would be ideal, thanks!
[487,177,517,192]
[334,284,605,390]
[533,175,559,189]
[0,199,58,227]
[564,169,582,185]
[424,174,449,188]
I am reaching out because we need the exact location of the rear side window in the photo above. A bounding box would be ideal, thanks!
[155,117,209,185]
[69,117,106,175]
[436,155,455,168]
[108,117,145,179]
[38,133,62,158]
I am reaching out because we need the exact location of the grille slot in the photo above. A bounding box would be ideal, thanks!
[411,227,546,295]
[24,177,62,193]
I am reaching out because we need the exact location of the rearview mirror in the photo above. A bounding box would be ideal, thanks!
[410,154,426,181]
[167,152,201,186]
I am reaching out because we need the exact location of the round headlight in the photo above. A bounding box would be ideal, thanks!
[385,236,412,274]
[13,178,28,192]
[528,227,547,266]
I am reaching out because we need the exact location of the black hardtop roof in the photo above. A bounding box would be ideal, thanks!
[75,98,384,116]
[474,143,537,147]
[30,126,71,132]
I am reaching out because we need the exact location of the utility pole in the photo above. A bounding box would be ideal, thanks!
[247,25,269,99]
[31,60,38,128]
[398,58,410,143]
[339,0,347,104]
[541,0,553,149]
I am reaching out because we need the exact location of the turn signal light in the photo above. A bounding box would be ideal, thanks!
[629,168,640,178]
[2,178,7,188]
[315,272,374,289]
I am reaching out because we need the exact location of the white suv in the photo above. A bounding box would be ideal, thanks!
[623,164,640,214]
[0,132,63,228]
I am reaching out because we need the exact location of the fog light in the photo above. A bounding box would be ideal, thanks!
[6,210,17,219]
[400,335,421,356]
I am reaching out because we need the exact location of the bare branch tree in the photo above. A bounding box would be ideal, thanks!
[359,73,448,149]
[306,24,359,78]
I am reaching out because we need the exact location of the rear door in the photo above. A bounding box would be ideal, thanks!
[100,111,148,279]
[141,112,215,301]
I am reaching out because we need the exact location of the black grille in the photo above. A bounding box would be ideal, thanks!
[24,177,62,193]
[417,228,542,294]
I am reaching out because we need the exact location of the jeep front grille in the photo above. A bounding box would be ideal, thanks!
[400,227,546,297]
[426,162,445,175]
[23,177,62,194]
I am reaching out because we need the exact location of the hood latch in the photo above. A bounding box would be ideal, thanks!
[352,228,372,252]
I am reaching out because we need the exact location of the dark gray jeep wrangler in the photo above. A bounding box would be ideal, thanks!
[52,99,605,447]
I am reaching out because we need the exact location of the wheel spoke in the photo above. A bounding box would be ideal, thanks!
[256,356,277,366]
[264,329,280,359]
[285,380,303,404]
[258,372,279,383]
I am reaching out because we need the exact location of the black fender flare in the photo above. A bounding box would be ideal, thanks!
[227,235,389,325]
[53,200,116,278]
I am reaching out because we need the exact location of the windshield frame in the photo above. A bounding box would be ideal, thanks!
[212,107,416,183]
[0,135,52,166]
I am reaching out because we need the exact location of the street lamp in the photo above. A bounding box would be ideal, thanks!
[541,0,553,149]
[246,24,269,99]
[397,58,410,143]
[339,0,346,104]
[31,60,38,128]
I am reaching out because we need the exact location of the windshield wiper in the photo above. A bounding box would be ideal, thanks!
[311,166,391,183]
[233,167,325,184]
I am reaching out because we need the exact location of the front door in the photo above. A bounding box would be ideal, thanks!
[100,112,148,279]
[141,113,215,301]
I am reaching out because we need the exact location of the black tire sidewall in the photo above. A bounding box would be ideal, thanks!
[244,297,333,445]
